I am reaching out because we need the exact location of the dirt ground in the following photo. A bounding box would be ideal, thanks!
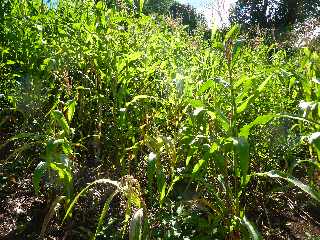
[1,170,320,239]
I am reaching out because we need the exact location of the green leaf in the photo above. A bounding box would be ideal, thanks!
[61,141,73,155]
[4,132,46,144]
[237,76,271,114]
[49,162,69,182]
[157,169,166,198]
[192,159,205,175]
[239,115,277,139]
[51,110,70,135]
[94,190,119,239]
[43,58,51,65]
[240,114,320,140]
[160,182,167,203]
[237,95,254,114]
[293,159,320,170]
[257,75,272,93]
[125,0,134,7]
[280,114,320,126]
[289,76,297,90]
[166,176,181,196]
[95,1,104,10]
[129,208,144,240]
[224,24,240,42]
[6,60,15,65]
[72,23,82,30]
[256,170,320,202]
[33,161,48,194]
[125,95,157,107]
[186,155,192,166]
[64,99,77,123]
[233,137,250,178]
[58,28,66,35]
[128,190,142,208]
[127,51,143,62]
[304,47,311,57]
[207,110,229,132]
[213,152,225,172]
[40,196,66,239]
[147,152,156,192]
[232,39,244,60]
[242,215,262,240]
[198,79,215,94]
[189,99,204,108]
[139,0,145,14]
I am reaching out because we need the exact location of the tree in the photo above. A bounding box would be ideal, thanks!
[97,0,174,14]
[143,0,207,34]
[143,0,175,14]
[169,2,207,33]
[230,0,320,30]
[100,0,207,34]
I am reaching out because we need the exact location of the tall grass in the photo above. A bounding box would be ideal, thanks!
[1,0,320,238]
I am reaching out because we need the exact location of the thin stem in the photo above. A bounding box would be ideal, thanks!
[228,63,237,137]
[227,51,240,218]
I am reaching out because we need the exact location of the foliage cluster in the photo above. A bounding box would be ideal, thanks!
[230,0,320,32]
[1,0,320,239]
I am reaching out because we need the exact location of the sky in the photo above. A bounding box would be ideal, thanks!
[177,0,236,27]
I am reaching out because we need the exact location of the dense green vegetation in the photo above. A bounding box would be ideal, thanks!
[1,0,320,239]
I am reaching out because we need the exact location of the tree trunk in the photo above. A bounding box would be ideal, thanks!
[286,0,298,25]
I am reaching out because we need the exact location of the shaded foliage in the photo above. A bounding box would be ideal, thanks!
[169,2,207,33]
[230,0,320,31]
[143,0,175,14]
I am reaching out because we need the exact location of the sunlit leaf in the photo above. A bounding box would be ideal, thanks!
[257,75,272,93]
[6,60,15,65]
[239,115,277,139]
[242,215,262,240]
[125,95,157,107]
[160,182,166,203]
[129,208,144,240]
[224,24,240,43]
[64,99,77,123]
[139,0,145,14]
[51,110,70,135]
[95,1,103,10]
[72,23,81,30]
[49,162,67,181]
[198,79,215,94]
[192,159,205,175]
[166,176,181,196]
[237,95,254,113]
[189,99,204,108]
[256,170,320,201]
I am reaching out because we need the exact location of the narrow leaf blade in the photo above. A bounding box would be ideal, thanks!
[239,115,277,139]
[256,170,320,202]
[242,215,262,240]
[63,179,119,223]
